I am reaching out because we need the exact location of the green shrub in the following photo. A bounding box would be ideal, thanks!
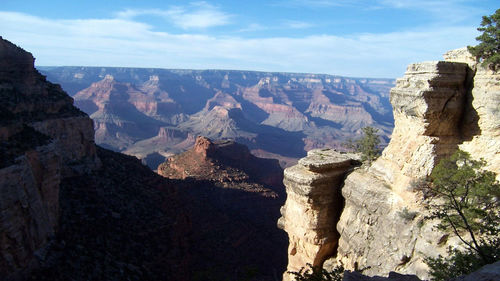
[344,126,381,163]
[422,150,500,279]
[398,207,418,221]
[289,264,344,281]
[425,241,500,281]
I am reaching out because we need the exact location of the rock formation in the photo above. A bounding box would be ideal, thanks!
[278,149,360,279]
[41,66,395,167]
[158,136,284,192]
[279,48,499,280]
[444,48,500,179]
[0,37,99,280]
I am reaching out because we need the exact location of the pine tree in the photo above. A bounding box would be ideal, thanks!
[468,9,500,70]
[356,126,381,163]
[423,150,500,280]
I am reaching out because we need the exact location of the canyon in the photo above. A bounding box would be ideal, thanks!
[2,35,498,281]
[39,66,395,169]
[0,37,287,281]
[278,48,500,280]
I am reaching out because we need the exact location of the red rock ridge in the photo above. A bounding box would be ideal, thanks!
[158,136,284,195]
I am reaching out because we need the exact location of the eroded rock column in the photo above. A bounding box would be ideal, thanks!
[278,149,359,281]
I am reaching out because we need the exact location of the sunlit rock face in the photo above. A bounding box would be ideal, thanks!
[370,61,468,191]
[280,48,499,280]
[443,48,500,180]
[278,149,360,281]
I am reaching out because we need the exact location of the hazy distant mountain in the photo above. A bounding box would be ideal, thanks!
[40,66,395,168]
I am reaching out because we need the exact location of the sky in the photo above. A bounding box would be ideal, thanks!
[0,1,497,78]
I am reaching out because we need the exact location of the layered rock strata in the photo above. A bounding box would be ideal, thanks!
[278,149,360,280]
[443,48,500,179]
[370,61,468,190]
[336,51,499,278]
[280,48,499,280]
[0,37,99,280]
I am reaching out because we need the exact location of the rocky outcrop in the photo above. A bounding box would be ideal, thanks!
[280,48,499,280]
[340,261,500,281]
[370,61,468,190]
[278,149,360,281]
[158,136,284,192]
[443,48,500,179]
[0,37,99,280]
[335,50,499,278]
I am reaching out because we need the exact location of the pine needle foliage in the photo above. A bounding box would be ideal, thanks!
[468,9,500,70]
[422,150,500,280]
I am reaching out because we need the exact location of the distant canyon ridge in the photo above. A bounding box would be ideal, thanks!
[40,67,395,168]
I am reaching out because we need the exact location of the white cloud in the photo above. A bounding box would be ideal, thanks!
[279,0,487,23]
[279,0,359,8]
[114,2,232,29]
[377,0,484,23]
[0,11,478,78]
[283,20,314,29]
[238,23,268,32]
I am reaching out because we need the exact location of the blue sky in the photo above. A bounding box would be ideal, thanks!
[0,1,497,78]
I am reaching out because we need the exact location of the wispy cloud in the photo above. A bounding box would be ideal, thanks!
[283,20,314,29]
[377,0,484,23]
[278,0,487,23]
[277,0,360,8]
[0,11,478,78]
[238,23,268,32]
[115,2,232,29]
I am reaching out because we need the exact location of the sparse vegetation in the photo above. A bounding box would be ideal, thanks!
[289,264,344,281]
[468,9,500,70]
[420,150,500,280]
[398,207,418,221]
[344,126,381,163]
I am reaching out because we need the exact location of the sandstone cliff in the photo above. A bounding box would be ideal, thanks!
[279,48,499,280]
[0,37,100,280]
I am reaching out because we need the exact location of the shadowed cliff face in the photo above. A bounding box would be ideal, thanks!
[40,66,395,168]
[28,147,288,281]
[157,136,289,279]
[0,37,100,280]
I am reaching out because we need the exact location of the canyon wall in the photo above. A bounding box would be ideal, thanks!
[0,37,100,280]
[41,66,395,168]
[279,48,499,280]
